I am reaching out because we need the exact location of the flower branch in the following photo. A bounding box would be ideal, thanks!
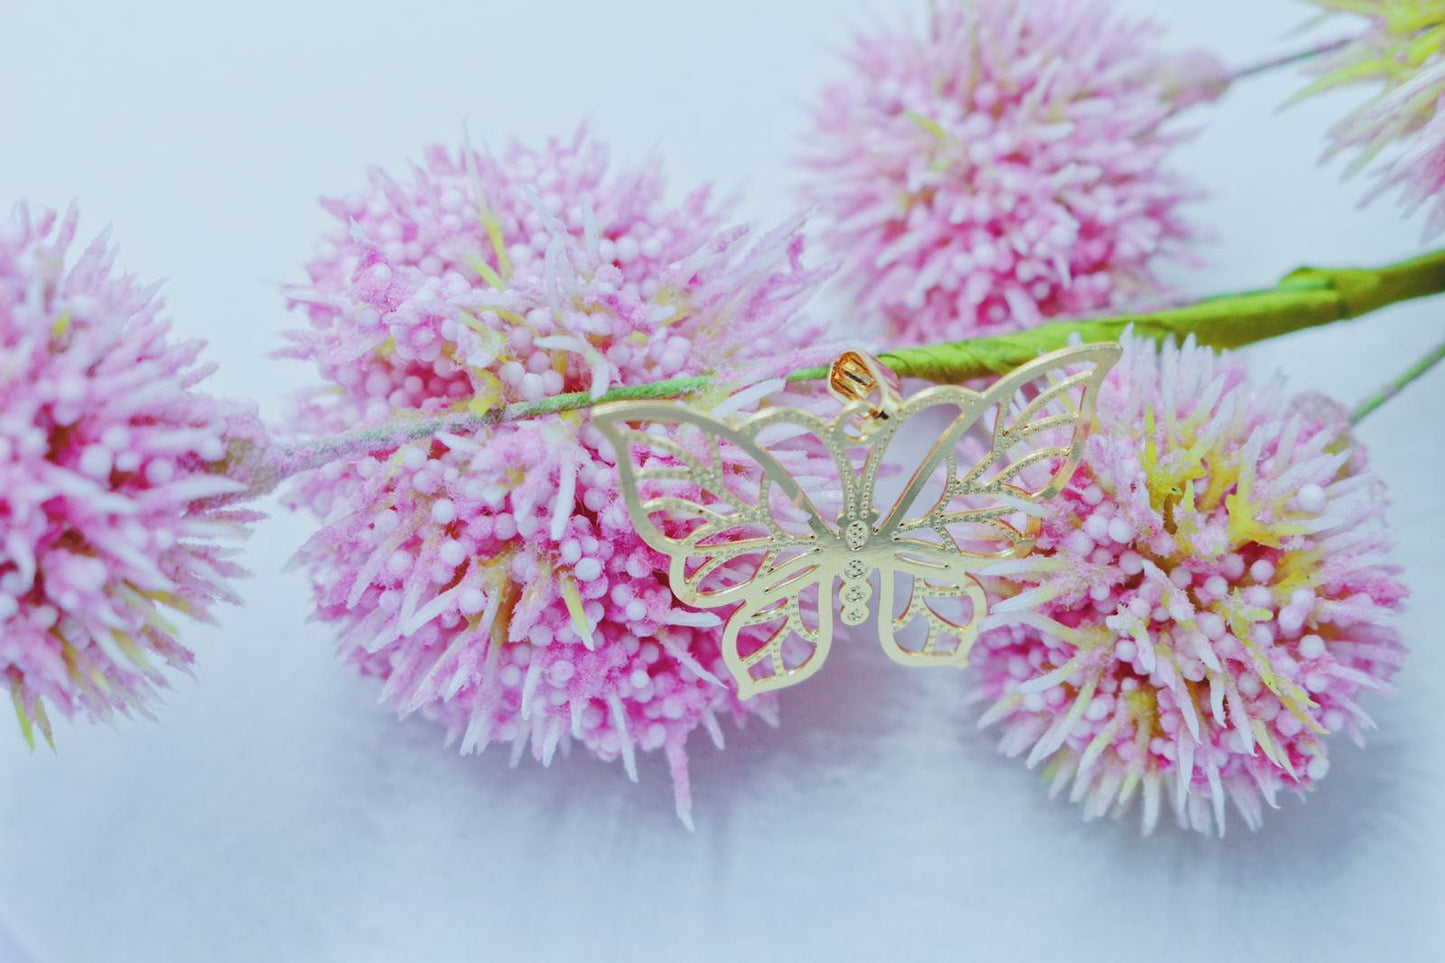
[1352,336,1445,423]
[265,246,1445,495]
[817,248,1445,382]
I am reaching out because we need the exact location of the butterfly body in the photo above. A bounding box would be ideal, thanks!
[594,344,1120,697]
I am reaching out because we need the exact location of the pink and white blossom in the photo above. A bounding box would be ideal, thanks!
[0,205,258,742]
[798,0,1217,343]
[971,335,1407,834]
[282,128,836,825]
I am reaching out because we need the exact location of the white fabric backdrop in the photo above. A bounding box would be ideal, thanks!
[1,1,1441,960]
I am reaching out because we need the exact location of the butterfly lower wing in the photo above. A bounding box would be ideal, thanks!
[724,556,837,698]
[594,397,852,696]
[875,547,989,668]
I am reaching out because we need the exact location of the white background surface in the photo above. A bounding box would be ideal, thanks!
[2,1,1443,960]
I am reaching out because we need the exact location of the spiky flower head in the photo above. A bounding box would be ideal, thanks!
[282,127,834,825]
[0,205,258,744]
[798,0,1219,344]
[971,335,1406,834]
[1302,1,1445,236]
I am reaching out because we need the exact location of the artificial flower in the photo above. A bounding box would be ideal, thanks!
[0,205,257,742]
[282,128,835,825]
[798,0,1217,343]
[971,334,1407,834]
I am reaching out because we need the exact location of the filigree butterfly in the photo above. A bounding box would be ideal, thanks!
[592,343,1120,698]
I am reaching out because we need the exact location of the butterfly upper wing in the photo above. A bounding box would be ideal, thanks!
[593,401,827,603]
[869,343,1120,666]
[592,399,853,696]
[945,341,1120,531]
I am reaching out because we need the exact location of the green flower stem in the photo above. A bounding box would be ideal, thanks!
[1228,37,1351,84]
[791,249,1445,383]
[1351,338,1445,424]
[275,248,1445,483]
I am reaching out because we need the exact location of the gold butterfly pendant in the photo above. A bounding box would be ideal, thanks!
[593,343,1120,698]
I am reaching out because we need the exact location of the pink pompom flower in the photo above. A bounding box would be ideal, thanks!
[282,128,835,825]
[0,205,259,744]
[1300,1,1445,238]
[970,334,1406,834]
[798,0,1220,343]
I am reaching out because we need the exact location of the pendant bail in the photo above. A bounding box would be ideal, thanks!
[827,350,903,423]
